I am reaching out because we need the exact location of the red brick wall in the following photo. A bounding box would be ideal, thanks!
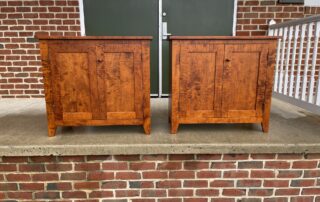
[0,0,320,98]
[0,154,320,201]
[0,0,80,98]
[237,0,320,36]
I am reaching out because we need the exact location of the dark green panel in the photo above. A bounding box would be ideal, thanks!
[162,0,234,94]
[83,0,158,94]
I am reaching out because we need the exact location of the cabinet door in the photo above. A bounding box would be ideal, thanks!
[178,43,224,118]
[49,43,99,121]
[96,43,143,120]
[222,44,268,118]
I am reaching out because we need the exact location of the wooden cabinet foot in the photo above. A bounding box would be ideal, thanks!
[143,120,151,135]
[261,121,269,133]
[171,122,179,134]
[48,126,57,137]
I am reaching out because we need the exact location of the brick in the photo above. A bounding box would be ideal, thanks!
[142,154,167,161]
[251,170,275,178]
[0,183,18,191]
[75,163,100,171]
[86,155,112,161]
[130,162,156,170]
[87,171,114,180]
[238,161,263,169]
[7,191,33,199]
[303,170,320,177]
[291,179,315,187]
[291,196,314,202]
[60,172,86,181]
[141,189,166,197]
[58,156,85,162]
[47,182,72,190]
[0,164,17,172]
[101,181,127,189]
[237,180,261,187]
[197,171,221,178]
[222,189,246,196]
[46,163,72,171]
[277,154,303,160]
[265,161,291,169]
[292,161,318,169]
[184,162,209,170]
[169,154,195,160]
[74,182,99,190]
[184,198,208,202]
[302,188,320,195]
[196,154,221,160]
[275,188,300,196]
[211,162,236,169]
[19,164,45,172]
[102,162,128,170]
[196,189,219,196]
[115,190,140,197]
[169,171,195,179]
[114,155,140,161]
[156,180,181,188]
[63,191,87,198]
[264,180,289,187]
[143,171,168,179]
[132,181,154,188]
[224,170,249,178]
[2,157,29,163]
[6,174,31,181]
[248,189,273,196]
[32,173,59,181]
[183,180,208,188]
[169,189,193,197]
[210,180,234,187]
[223,154,249,160]
[264,197,288,202]
[89,191,113,198]
[210,199,235,202]
[34,191,60,199]
[158,162,182,170]
[116,172,141,180]
[277,170,302,178]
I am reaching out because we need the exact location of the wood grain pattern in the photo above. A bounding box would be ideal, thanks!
[37,38,152,136]
[170,38,278,134]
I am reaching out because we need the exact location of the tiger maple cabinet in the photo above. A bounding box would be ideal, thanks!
[169,36,278,134]
[37,36,152,136]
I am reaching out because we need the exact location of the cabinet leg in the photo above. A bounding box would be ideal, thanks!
[261,120,269,133]
[143,119,151,135]
[171,121,179,134]
[48,125,57,137]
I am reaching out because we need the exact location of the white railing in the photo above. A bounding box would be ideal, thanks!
[268,15,320,115]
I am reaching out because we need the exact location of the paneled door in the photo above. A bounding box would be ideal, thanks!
[49,43,98,121]
[222,44,269,118]
[178,43,224,118]
[96,43,144,120]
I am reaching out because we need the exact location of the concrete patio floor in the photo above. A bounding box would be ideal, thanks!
[0,98,319,156]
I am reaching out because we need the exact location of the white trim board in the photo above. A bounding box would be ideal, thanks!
[78,0,86,36]
[233,0,238,36]
[305,0,320,6]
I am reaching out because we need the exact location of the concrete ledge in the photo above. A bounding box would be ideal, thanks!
[0,98,319,156]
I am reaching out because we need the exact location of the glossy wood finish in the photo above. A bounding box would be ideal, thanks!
[170,37,277,134]
[38,36,152,136]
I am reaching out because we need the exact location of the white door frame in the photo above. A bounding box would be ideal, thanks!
[78,0,238,97]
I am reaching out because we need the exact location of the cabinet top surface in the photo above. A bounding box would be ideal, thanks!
[169,36,279,40]
[36,35,153,40]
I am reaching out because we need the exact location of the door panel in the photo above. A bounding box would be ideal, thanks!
[222,44,268,118]
[83,0,158,94]
[49,44,97,121]
[97,44,143,120]
[163,0,234,94]
[179,43,224,118]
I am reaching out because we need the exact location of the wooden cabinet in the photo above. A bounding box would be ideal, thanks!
[170,36,278,134]
[37,36,152,136]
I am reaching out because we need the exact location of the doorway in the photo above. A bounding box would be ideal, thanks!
[81,0,236,97]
